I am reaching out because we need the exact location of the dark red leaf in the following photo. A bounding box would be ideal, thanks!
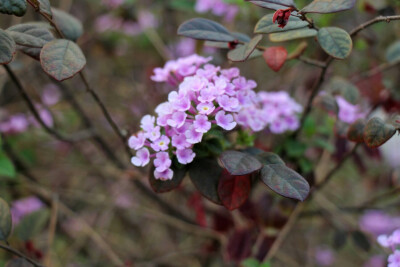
[187,193,207,227]
[218,169,251,210]
[226,228,258,262]
[263,46,288,72]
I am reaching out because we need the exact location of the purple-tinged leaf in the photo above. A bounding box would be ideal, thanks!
[0,29,16,65]
[40,39,86,81]
[301,0,357,14]
[218,170,251,210]
[347,119,366,143]
[189,158,223,204]
[334,120,350,138]
[228,34,263,62]
[219,150,263,175]
[178,18,235,42]
[363,117,396,148]
[260,164,310,201]
[256,152,285,165]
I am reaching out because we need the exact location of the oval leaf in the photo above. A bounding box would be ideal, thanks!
[386,41,400,63]
[7,23,54,60]
[301,0,356,14]
[256,152,285,165]
[0,29,16,65]
[219,150,263,176]
[178,18,235,42]
[38,0,52,18]
[260,164,310,201]
[189,158,223,204]
[15,209,49,241]
[52,8,83,41]
[40,39,86,81]
[0,152,16,177]
[269,28,317,42]
[218,170,251,210]
[0,0,27,17]
[0,198,12,241]
[327,77,359,104]
[363,117,396,148]
[228,34,263,62]
[149,165,186,193]
[347,119,366,143]
[263,46,287,72]
[351,231,371,252]
[315,94,339,115]
[318,27,352,59]
[254,14,308,34]
[245,0,295,9]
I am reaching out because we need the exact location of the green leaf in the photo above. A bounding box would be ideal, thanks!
[254,14,308,34]
[149,165,186,193]
[15,209,49,241]
[255,152,285,165]
[317,27,352,59]
[219,150,263,175]
[327,77,359,104]
[301,0,356,14]
[351,231,370,252]
[6,258,34,267]
[0,198,12,241]
[0,29,16,65]
[189,158,223,204]
[0,152,16,178]
[52,8,83,41]
[386,41,400,63]
[178,18,235,42]
[228,34,263,62]
[363,117,396,148]
[40,39,86,81]
[269,28,317,42]
[231,32,251,42]
[260,164,310,201]
[0,0,27,17]
[333,230,348,250]
[347,119,366,143]
[7,23,54,60]
[37,0,52,17]
[245,0,295,10]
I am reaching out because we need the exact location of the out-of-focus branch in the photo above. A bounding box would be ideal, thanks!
[352,58,400,83]
[0,243,45,267]
[350,15,400,37]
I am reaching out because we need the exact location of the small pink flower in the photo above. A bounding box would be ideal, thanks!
[193,115,211,133]
[128,132,146,150]
[154,168,174,181]
[217,95,239,112]
[151,135,170,151]
[141,115,155,132]
[215,111,236,130]
[185,126,203,144]
[167,111,187,128]
[145,126,161,141]
[177,149,195,164]
[172,134,191,149]
[131,148,150,167]
[154,152,172,172]
[197,102,215,115]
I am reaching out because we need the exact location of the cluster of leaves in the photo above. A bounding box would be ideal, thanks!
[177,0,355,72]
[0,0,85,81]
[150,147,310,211]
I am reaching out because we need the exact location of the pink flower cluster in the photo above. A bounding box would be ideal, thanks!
[378,229,400,267]
[129,55,302,181]
[336,96,365,124]
[195,0,239,22]
[0,107,53,135]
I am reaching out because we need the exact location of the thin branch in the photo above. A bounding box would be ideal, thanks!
[352,58,400,83]
[0,243,45,267]
[298,56,327,68]
[350,15,400,37]
[3,65,75,143]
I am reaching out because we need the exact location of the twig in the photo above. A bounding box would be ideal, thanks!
[350,15,400,37]
[352,58,400,83]
[0,243,45,267]
[298,56,327,68]
[3,65,75,143]
[45,194,59,267]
